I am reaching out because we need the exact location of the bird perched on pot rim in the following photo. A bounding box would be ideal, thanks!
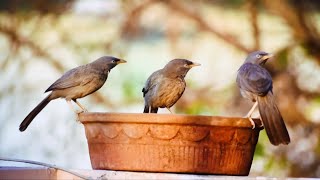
[236,51,290,145]
[142,59,200,113]
[19,56,126,132]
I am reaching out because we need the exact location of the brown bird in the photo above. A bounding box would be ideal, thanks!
[19,56,126,132]
[142,59,200,113]
[236,51,290,145]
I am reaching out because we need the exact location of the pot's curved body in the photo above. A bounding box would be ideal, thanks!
[79,113,262,175]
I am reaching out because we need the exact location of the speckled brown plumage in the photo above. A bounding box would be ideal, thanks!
[142,59,200,113]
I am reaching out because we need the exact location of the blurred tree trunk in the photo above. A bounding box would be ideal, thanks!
[262,0,320,61]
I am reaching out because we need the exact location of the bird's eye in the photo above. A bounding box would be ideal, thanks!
[112,60,116,63]
[184,64,189,68]
[256,54,261,58]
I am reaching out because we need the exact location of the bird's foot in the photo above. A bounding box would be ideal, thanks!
[76,109,85,114]
[258,116,264,127]
[75,110,85,122]
[73,100,88,113]
[245,116,255,129]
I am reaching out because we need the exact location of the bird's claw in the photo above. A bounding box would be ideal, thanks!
[75,110,85,122]
[249,119,255,129]
[76,110,84,114]
[248,117,256,129]
[258,116,264,127]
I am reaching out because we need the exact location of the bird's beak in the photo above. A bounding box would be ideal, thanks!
[260,54,273,65]
[117,59,127,64]
[261,54,273,61]
[189,62,201,68]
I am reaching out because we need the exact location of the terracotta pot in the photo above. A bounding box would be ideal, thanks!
[79,113,262,176]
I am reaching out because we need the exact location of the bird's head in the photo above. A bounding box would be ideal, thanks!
[163,59,201,78]
[92,56,126,73]
[244,51,273,66]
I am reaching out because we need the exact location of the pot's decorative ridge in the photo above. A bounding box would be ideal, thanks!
[84,123,257,143]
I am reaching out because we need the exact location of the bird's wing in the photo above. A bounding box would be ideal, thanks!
[45,66,94,92]
[156,77,186,104]
[142,70,162,97]
[236,63,272,96]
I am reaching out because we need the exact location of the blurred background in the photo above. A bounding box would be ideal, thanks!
[0,0,319,177]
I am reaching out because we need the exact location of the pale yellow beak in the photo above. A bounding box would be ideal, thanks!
[261,54,274,61]
[189,62,201,68]
[117,59,127,64]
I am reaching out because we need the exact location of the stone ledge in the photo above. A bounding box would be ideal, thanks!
[0,167,310,180]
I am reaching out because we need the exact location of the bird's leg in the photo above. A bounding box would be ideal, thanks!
[66,100,84,114]
[166,107,173,114]
[67,100,77,113]
[245,101,258,118]
[244,101,258,129]
[248,117,256,129]
[150,107,158,113]
[257,115,264,127]
[66,100,83,122]
[73,99,88,112]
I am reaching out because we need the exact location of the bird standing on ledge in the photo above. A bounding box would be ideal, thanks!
[236,51,290,145]
[142,59,200,113]
[19,56,126,132]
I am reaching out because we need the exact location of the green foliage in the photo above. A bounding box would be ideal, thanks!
[254,142,265,157]
[122,77,142,103]
[179,101,219,115]
[277,49,289,70]
[311,96,320,104]
[207,0,246,8]
[265,152,289,176]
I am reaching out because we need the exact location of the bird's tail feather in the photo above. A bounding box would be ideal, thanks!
[19,94,51,132]
[257,92,290,145]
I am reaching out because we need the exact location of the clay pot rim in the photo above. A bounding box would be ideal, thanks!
[79,112,263,129]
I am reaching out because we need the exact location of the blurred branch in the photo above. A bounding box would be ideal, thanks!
[0,0,75,14]
[0,22,64,70]
[0,20,114,107]
[0,38,18,69]
[165,0,252,53]
[247,0,260,50]
[121,0,158,38]
[267,46,320,99]
[262,0,306,39]
[262,0,320,60]
[121,0,253,53]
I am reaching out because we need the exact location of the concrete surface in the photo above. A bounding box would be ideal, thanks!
[0,167,317,180]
